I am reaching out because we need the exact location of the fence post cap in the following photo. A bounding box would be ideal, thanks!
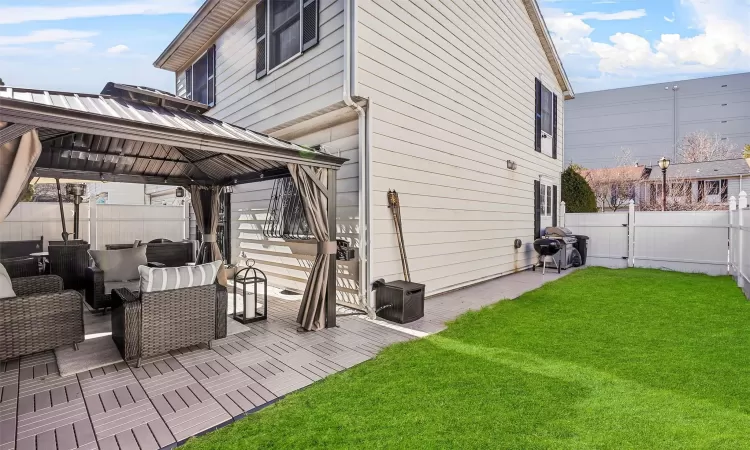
[740,191,747,198]
[730,196,737,210]
[629,199,635,205]
[560,201,566,205]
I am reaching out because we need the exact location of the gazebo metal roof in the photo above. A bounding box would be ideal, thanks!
[0,83,346,186]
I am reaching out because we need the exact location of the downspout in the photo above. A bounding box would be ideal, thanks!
[343,0,372,315]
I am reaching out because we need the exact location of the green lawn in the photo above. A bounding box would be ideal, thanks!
[184,268,750,449]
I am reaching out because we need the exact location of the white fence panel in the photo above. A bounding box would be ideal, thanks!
[741,208,750,282]
[1,203,186,251]
[634,211,728,276]
[93,204,186,249]
[565,212,629,268]
[0,203,90,249]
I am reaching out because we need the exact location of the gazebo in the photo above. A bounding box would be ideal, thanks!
[0,83,347,331]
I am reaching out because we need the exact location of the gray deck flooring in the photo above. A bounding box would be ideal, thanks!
[0,268,571,449]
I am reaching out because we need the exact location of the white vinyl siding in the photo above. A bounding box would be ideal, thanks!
[176,0,345,133]
[359,0,564,295]
[230,120,362,306]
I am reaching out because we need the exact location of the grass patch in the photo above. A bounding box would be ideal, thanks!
[184,268,750,449]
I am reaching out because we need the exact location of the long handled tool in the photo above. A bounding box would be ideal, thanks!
[387,190,411,282]
[55,179,70,242]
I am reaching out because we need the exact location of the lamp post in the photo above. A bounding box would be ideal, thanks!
[658,157,670,211]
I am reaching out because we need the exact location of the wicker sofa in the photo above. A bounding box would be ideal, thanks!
[0,275,84,360]
[85,241,195,312]
[110,282,227,366]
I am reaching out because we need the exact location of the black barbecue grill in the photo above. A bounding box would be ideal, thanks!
[532,238,562,274]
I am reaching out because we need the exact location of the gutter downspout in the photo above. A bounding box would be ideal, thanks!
[343,0,373,316]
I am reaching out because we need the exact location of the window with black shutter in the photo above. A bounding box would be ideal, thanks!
[183,45,216,107]
[534,180,541,239]
[256,0,319,80]
[535,78,558,159]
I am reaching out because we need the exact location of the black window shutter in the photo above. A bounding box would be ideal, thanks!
[721,179,728,202]
[207,45,216,106]
[534,180,541,239]
[552,93,558,159]
[302,0,319,51]
[534,78,542,153]
[697,180,705,201]
[256,0,267,80]
[185,67,193,100]
[552,185,558,227]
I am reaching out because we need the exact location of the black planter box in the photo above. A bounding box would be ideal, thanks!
[375,280,425,324]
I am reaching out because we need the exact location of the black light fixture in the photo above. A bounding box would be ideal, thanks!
[175,187,185,198]
[658,156,670,211]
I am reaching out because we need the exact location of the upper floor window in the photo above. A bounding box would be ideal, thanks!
[535,78,558,159]
[185,46,216,107]
[256,0,320,79]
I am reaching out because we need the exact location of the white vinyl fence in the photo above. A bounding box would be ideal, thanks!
[0,202,189,250]
[729,193,750,295]
[564,201,730,276]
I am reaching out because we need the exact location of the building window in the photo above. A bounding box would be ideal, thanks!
[541,86,553,135]
[270,0,301,70]
[540,182,553,217]
[534,78,558,159]
[706,180,720,196]
[256,0,319,79]
[184,46,216,107]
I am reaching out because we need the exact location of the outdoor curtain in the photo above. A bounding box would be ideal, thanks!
[0,123,41,223]
[288,163,332,331]
[189,185,223,264]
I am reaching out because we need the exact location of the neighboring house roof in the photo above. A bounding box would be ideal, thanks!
[646,159,750,181]
[580,165,651,182]
[153,0,575,99]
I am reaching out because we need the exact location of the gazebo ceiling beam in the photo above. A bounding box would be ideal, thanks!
[50,147,188,164]
[33,167,212,186]
[173,147,219,182]
[221,167,290,186]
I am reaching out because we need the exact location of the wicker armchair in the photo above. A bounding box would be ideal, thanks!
[111,283,227,366]
[0,275,84,360]
[1,257,39,278]
[48,242,90,291]
[86,242,194,312]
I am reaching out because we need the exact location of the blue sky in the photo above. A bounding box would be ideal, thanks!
[0,0,748,95]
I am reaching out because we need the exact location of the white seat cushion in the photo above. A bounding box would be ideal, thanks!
[138,260,222,293]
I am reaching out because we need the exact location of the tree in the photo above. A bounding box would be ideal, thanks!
[677,131,740,163]
[580,149,643,212]
[744,144,750,159]
[561,166,597,213]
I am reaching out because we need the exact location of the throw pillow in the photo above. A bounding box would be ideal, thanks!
[0,263,17,299]
[139,260,222,293]
[89,246,148,282]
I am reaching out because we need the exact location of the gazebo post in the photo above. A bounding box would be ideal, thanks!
[326,168,338,328]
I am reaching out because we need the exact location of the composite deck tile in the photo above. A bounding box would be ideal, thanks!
[158,395,231,442]
[306,341,371,368]
[214,343,274,369]
[16,396,89,442]
[88,398,161,440]
[78,364,136,398]
[138,368,196,399]
[169,346,223,368]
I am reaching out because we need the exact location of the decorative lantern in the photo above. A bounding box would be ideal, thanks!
[175,187,185,198]
[233,260,267,324]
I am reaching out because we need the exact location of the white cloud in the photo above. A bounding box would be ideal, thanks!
[544,0,750,90]
[578,9,646,20]
[54,40,95,53]
[664,13,675,23]
[0,1,201,24]
[0,29,98,46]
[106,44,129,54]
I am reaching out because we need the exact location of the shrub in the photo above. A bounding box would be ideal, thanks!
[561,166,597,213]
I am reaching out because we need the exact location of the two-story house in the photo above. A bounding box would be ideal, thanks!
[153,0,573,309]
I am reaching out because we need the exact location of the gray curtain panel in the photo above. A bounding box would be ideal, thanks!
[288,163,331,331]
[189,185,223,264]
[0,123,41,223]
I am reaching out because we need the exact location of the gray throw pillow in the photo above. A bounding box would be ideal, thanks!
[139,260,222,293]
[89,246,148,282]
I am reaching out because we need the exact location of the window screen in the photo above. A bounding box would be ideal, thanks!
[270,0,301,70]
[541,85,553,135]
[184,46,216,106]
[546,185,552,215]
